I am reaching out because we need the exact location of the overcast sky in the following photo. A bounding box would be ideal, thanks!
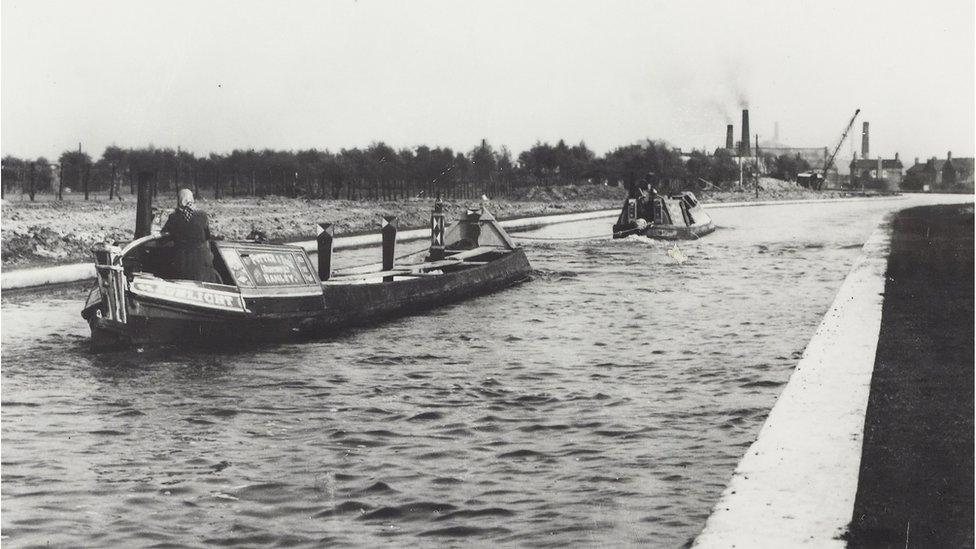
[2,0,973,163]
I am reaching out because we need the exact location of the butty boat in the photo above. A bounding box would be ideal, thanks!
[612,188,715,240]
[81,204,531,351]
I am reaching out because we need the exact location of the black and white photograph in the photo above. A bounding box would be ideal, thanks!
[1,0,973,546]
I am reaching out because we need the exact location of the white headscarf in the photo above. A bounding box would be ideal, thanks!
[177,189,194,221]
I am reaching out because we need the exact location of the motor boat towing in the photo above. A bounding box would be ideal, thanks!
[612,186,715,240]
[81,197,531,351]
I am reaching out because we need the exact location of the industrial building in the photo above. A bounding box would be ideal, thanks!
[849,122,903,191]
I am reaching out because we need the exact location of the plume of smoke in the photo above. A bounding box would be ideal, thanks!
[725,60,750,109]
[737,92,749,109]
[705,99,733,123]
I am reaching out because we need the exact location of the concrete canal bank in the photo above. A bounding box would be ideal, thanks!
[695,201,974,547]
[694,212,892,548]
[0,196,903,290]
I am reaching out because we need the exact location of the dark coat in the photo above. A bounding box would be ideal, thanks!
[162,209,220,283]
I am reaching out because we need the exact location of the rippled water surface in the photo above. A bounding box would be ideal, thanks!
[2,197,958,547]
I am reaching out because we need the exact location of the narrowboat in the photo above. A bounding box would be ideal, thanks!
[612,189,715,240]
[81,204,531,351]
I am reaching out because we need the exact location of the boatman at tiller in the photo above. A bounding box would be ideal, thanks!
[162,189,220,283]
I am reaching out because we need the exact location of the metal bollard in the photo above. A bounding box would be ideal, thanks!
[429,200,445,261]
[381,215,398,281]
[317,222,334,281]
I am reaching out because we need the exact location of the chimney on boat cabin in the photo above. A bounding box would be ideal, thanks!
[381,215,398,282]
[134,171,154,238]
[317,222,334,281]
[726,125,734,150]
[740,110,751,156]
[861,122,870,158]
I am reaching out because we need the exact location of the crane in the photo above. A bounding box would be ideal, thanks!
[820,109,861,190]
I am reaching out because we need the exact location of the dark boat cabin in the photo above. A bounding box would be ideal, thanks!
[612,190,710,237]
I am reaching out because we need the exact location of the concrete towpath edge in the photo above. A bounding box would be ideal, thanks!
[692,214,892,548]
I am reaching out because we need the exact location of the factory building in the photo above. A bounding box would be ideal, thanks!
[849,122,903,191]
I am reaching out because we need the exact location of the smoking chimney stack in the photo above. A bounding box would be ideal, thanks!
[861,122,869,158]
[726,125,734,150]
[741,110,750,156]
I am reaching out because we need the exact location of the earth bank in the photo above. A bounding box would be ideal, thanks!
[1,182,860,268]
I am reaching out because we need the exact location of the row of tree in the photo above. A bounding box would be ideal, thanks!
[2,139,772,201]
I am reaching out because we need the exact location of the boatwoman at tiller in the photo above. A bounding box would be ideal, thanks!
[162,189,220,282]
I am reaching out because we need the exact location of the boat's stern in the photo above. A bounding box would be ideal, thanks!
[82,242,133,350]
[612,196,643,238]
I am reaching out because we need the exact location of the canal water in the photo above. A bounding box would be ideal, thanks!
[0,196,960,547]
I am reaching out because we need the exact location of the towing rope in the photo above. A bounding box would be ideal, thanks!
[512,233,612,241]
[332,225,699,272]
[512,227,698,241]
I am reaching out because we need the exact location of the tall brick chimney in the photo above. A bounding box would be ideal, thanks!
[861,122,869,158]
[741,110,750,156]
[726,125,734,150]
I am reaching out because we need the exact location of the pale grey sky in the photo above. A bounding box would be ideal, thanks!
[2,0,973,163]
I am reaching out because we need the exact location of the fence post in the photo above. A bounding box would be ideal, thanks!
[28,162,36,201]
[109,162,116,200]
[83,164,90,201]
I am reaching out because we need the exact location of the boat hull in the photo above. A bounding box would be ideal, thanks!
[85,248,532,350]
[638,221,716,240]
[612,191,716,241]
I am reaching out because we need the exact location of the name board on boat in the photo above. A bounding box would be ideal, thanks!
[130,279,245,312]
[217,246,319,288]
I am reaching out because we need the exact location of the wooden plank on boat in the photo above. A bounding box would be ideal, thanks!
[330,246,497,280]
[443,246,496,261]
[328,268,413,281]
[326,260,490,283]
